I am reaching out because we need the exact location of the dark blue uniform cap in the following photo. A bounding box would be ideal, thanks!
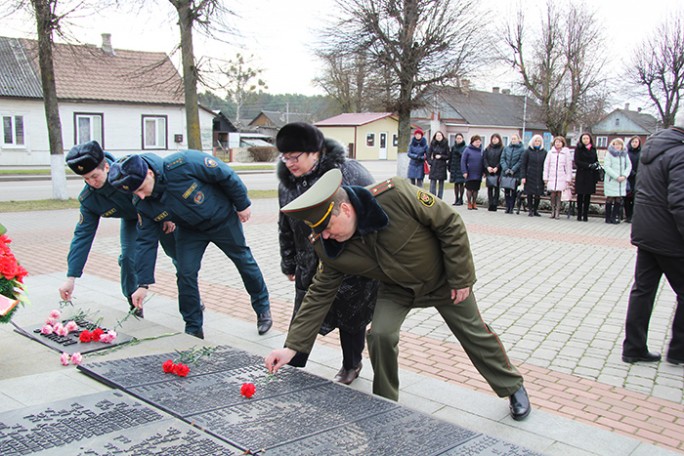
[108,155,149,192]
[66,141,105,175]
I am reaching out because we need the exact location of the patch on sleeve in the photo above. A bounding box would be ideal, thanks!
[370,178,395,196]
[165,156,186,170]
[417,190,435,207]
[204,157,218,168]
[78,213,84,225]
[193,191,205,204]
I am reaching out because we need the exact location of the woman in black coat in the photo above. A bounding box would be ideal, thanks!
[520,134,548,216]
[624,136,641,223]
[573,132,599,222]
[276,122,378,385]
[449,133,467,205]
[428,131,450,199]
[483,133,504,211]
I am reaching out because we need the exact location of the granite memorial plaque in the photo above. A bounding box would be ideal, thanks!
[16,319,133,355]
[441,434,546,455]
[127,364,328,418]
[78,345,262,388]
[0,391,240,456]
[266,406,479,455]
[190,382,399,451]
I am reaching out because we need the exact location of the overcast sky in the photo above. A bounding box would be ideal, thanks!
[2,0,682,111]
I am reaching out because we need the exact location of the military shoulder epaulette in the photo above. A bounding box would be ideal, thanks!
[369,178,396,196]
[165,156,186,170]
[308,232,320,244]
[78,186,93,202]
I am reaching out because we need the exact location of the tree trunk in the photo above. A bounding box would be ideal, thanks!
[176,0,202,150]
[32,0,67,200]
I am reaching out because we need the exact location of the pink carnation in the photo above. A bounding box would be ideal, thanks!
[53,323,67,337]
[99,330,117,344]
[70,353,83,365]
[49,309,61,320]
[40,324,54,335]
[60,352,70,366]
[64,321,79,333]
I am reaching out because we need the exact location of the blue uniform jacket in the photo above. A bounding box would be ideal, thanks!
[67,155,138,278]
[134,150,250,283]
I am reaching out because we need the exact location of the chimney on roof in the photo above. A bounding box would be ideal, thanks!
[502,88,511,95]
[101,33,115,56]
[624,102,630,111]
[637,107,642,113]
[492,87,500,93]
[460,79,470,94]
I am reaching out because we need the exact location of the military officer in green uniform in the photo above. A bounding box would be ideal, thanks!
[266,169,531,421]
[59,141,177,317]
[108,151,272,339]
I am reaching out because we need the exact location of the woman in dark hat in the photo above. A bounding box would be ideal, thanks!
[276,122,378,385]
[407,128,429,187]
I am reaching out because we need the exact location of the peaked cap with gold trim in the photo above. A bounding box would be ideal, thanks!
[281,168,342,233]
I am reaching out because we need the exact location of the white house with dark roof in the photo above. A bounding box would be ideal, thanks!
[248,110,311,138]
[314,112,399,160]
[0,34,215,166]
[590,104,660,148]
[412,86,551,149]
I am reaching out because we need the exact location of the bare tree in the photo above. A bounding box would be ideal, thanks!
[320,0,487,152]
[29,0,68,199]
[314,49,377,113]
[629,13,684,128]
[504,1,606,136]
[215,54,267,125]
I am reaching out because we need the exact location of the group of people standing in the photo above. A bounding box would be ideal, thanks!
[407,129,642,222]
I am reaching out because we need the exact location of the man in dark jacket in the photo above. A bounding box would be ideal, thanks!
[59,141,176,317]
[622,121,684,365]
[266,169,530,421]
[108,151,272,339]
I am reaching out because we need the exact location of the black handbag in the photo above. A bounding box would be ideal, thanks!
[486,174,499,187]
[500,175,517,190]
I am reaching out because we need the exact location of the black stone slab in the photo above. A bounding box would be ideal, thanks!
[16,320,133,355]
[190,382,399,451]
[0,391,240,456]
[78,345,262,388]
[440,434,546,455]
[266,406,479,455]
[127,364,328,418]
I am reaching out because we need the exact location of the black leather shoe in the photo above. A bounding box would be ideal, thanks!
[666,355,684,365]
[257,310,272,335]
[185,329,204,339]
[333,362,362,385]
[509,386,531,421]
[621,352,661,363]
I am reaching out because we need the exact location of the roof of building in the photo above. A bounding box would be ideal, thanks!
[315,112,397,126]
[415,88,547,131]
[0,35,184,105]
[592,108,659,135]
[249,111,311,128]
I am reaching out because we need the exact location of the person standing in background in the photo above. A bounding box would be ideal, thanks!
[483,133,504,211]
[521,135,548,217]
[428,131,450,199]
[543,136,573,219]
[624,136,642,223]
[407,128,429,188]
[574,133,600,222]
[500,134,524,214]
[603,138,632,224]
[449,133,467,206]
[461,135,484,210]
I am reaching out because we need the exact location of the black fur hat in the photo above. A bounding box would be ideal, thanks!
[66,141,105,175]
[276,122,325,153]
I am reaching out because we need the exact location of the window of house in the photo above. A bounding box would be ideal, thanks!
[503,136,510,146]
[142,115,167,150]
[75,113,103,146]
[2,115,25,147]
[596,136,608,148]
[366,133,375,147]
[393,134,398,147]
[615,118,620,126]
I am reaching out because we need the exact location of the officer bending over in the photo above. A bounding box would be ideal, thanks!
[60,141,177,317]
[266,169,531,421]
[108,151,272,339]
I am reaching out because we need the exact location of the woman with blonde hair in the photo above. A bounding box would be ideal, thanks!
[543,136,573,219]
[603,138,632,224]
[521,134,548,216]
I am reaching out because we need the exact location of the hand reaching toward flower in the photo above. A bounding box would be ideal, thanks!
[131,287,147,309]
[59,277,76,301]
[265,347,296,374]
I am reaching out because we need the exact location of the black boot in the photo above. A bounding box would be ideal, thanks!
[533,196,541,216]
[527,195,534,216]
[605,203,613,223]
[576,197,583,221]
[612,203,621,224]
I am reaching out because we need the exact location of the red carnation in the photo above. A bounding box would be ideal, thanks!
[173,363,190,377]
[162,359,175,373]
[240,382,256,399]
[91,327,104,342]
[79,330,93,343]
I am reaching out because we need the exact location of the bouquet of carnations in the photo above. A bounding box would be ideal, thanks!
[0,224,28,323]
